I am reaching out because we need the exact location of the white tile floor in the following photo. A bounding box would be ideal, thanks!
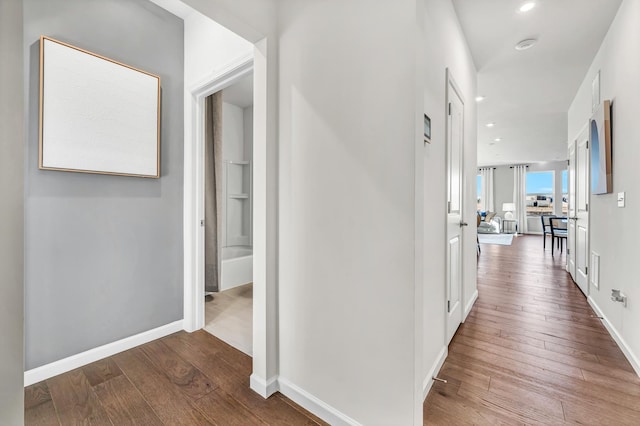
[204,283,253,356]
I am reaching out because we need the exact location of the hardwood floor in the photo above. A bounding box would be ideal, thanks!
[424,235,640,425]
[25,330,326,425]
[25,235,640,424]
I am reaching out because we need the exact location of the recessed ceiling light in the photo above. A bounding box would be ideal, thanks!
[475,96,485,102]
[494,138,502,142]
[519,2,535,13]
[486,122,495,128]
[515,38,538,51]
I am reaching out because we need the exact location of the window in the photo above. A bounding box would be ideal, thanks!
[561,170,568,214]
[526,171,554,215]
[477,174,482,211]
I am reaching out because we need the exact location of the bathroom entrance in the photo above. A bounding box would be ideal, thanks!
[203,72,254,355]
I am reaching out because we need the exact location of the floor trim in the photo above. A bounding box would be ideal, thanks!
[24,320,183,386]
[588,296,640,377]
[250,373,278,398]
[278,377,362,426]
[463,289,479,321]
[423,346,448,400]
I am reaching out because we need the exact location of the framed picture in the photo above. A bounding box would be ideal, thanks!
[423,114,431,144]
[39,36,161,178]
[590,99,612,194]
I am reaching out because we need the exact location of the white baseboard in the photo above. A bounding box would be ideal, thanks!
[588,297,640,377]
[423,346,448,400]
[278,377,362,426]
[463,289,479,321]
[24,320,183,386]
[250,373,278,398]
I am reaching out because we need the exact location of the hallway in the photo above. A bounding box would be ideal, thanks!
[424,235,640,424]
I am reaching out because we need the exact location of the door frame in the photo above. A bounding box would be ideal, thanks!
[444,69,466,344]
[183,52,276,398]
[184,54,254,332]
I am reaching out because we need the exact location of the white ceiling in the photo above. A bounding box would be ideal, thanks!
[452,0,622,166]
[222,73,254,108]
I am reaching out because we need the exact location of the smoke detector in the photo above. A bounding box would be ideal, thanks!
[515,38,538,51]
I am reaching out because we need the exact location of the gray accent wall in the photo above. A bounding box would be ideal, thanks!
[24,0,184,369]
[0,0,25,422]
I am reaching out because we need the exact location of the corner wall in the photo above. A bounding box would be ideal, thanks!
[421,0,478,394]
[278,1,421,423]
[0,0,25,421]
[24,0,184,369]
[567,0,640,374]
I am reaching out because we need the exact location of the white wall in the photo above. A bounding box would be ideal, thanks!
[0,0,24,421]
[278,1,422,423]
[567,0,640,375]
[421,0,478,396]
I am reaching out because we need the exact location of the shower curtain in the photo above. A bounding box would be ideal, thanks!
[204,92,223,293]
[513,165,528,234]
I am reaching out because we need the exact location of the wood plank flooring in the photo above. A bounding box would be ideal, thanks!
[25,330,326,425]
[424,235,640,425]
[25,234,640,424]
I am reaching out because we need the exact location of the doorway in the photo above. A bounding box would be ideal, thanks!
[203,72,255,356]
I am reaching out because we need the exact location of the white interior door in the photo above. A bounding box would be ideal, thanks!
[567,141,576,280]
[575,127,589,295]
[446,77,464,343]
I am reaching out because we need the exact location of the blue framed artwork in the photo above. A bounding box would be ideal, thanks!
[590,99,612,195]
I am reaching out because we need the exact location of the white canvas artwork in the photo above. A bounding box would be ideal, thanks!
[40,37,160,178]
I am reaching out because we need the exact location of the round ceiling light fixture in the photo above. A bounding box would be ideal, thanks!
[475,96,486,102]
[519,2,535,13]
[515,38,538,51]
[486,122,495,128]
[494,138,502,142]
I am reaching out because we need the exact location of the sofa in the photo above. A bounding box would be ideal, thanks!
[478,211,502,234]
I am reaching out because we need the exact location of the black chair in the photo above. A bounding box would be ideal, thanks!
[549,217,568,256]
[541,215,554,249]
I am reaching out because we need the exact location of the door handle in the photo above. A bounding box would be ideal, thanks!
[460,221,468,227]
[570,217,578,221]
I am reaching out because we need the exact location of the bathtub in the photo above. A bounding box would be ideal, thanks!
[220,246,253,291]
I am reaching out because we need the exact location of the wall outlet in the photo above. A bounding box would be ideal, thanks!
[618,192,625,207]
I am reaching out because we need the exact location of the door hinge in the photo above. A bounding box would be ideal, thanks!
[586,203,589,212]
[200,219,205,227]
[586,141,589,149]
[447,300,451,313]
[585,266,588,275]
[567,159,570,166]
[447,201,451,213]
[448,102,452,116]
[567,248,570,255]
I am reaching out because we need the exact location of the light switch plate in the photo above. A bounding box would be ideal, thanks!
[618,192,625,208]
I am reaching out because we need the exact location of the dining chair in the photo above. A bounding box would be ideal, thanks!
[540,215,555,249]
[549,217,568,256]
